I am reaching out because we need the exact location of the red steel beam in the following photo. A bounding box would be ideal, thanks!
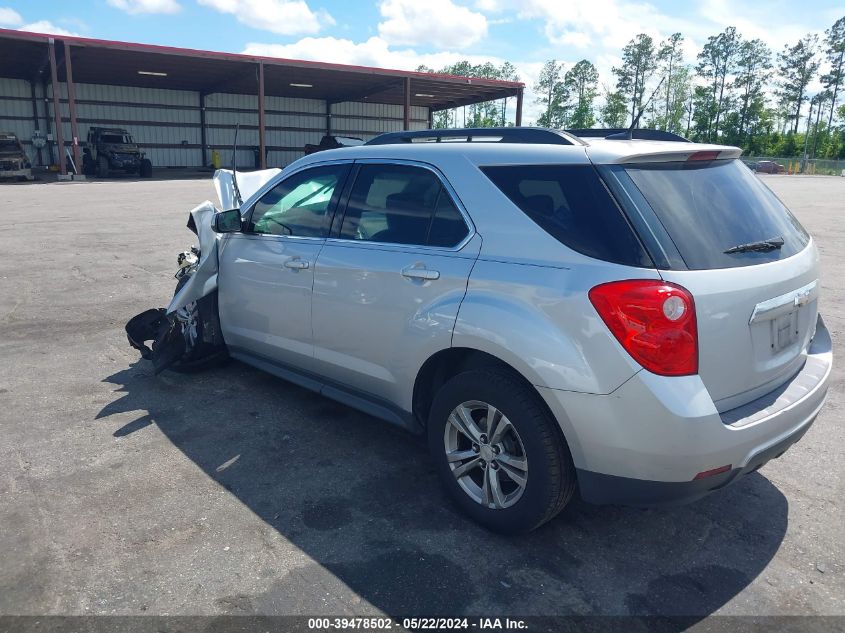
[64,42,82,174]
[47,38,65,175]
[403,77,411,131]
[258,61,266,170]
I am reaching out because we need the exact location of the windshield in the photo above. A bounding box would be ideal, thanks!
[100,134,133,144]
[605,159,810,270]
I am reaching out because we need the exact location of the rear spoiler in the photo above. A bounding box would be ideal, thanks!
[612,147,743,164]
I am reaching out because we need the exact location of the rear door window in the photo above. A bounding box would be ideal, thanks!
[339,163,469,247]
[480,165,651,267]
[610,159,810,270]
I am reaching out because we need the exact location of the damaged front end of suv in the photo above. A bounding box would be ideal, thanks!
[125,168,280,373]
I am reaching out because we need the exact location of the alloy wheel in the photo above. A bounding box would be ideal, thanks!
[443,400,528,509]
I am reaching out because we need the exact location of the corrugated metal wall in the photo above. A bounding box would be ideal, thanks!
[0,76,429,169]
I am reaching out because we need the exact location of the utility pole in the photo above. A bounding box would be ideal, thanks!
[801,99,814,173]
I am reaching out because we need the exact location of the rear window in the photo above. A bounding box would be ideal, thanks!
[480,165,651,267]
[612,159,810,270]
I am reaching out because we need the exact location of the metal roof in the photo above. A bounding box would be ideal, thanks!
[0,28,523,110]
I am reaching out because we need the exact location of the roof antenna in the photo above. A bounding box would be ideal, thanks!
[613,77,665,140]
[231,123,243,208]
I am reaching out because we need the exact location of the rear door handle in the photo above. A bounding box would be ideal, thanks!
[284,258,309,270]
[401,266,440,281]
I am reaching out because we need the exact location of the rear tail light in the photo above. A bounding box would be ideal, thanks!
[687,150,721,161]
[589,280,698,376]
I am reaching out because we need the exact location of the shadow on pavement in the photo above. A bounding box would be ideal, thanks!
[98,360,789,618]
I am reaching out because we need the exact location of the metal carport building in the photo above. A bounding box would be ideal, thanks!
[0,28,524,175]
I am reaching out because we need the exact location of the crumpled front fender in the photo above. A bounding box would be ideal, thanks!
[167,201,219,314]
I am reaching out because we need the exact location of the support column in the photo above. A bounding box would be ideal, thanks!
[428,108,433,129]
[515,87,524,127]
[199,92,207,167]
[325,101,332,136]
[257,61,266,170]
[403,77,411,130]
[29,80,43,166]
[47,38,65,175]
[64,43,81,173]
[41,76,54,166]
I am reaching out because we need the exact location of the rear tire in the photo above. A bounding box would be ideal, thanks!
[428,368,576,534]
[139,158,152,178]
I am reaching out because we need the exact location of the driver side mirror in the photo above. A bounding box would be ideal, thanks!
[212,208,243,233]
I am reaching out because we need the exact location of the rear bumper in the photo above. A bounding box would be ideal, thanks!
[538,314,832,506]
[575,414,814,505]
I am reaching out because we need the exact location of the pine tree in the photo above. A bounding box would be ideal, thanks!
[533,60,567,128]
[613,34,657,126]
[657,33,685,130]
[734,39,772,145]
[601,87,628,127]
[696,26,742,141]
[777,34,821,133]
[822,17,845,130]
[564,60,599,128]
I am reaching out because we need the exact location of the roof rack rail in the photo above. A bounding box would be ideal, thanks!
[365,127,581,146]
[565,128,691,143]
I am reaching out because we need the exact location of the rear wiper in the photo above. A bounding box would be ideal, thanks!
[723,236,784,254]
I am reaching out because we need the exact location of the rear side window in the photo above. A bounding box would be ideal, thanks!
[615,159,810,270]
[480,165,651,267]
[340,164,469,247]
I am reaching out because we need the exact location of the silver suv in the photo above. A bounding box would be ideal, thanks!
[127,127,832,534]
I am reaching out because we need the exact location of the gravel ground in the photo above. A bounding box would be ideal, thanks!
[0,174,842,623]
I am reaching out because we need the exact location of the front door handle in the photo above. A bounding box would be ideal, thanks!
[284,258,309,270]
[401,266,440,281]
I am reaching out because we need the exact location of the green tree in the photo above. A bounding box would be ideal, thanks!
[601,87,628,127]
[534,59,567,127]
[564,60,599,128]
[497,62,520,125]
[822,16,845,130]
[733,39,772,145]
[696,26,742,141]
[613,34,657,126]
[777,34,821,133]
[657,33,685,129]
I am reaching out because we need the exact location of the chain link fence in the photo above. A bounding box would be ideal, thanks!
[746,156,845,176]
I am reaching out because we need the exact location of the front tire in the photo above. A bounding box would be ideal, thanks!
[428,369,576,534]
[166,275,228,373]
[97,155,109,178]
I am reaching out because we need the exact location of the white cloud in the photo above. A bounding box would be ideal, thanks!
[198,0,334,36]
[474,0,504,11]
[18,20,81,36]
[0,7,23,26]
[378,0,488,49]
[106,0,181,13]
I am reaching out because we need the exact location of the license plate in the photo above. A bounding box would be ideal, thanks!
[772,310,799,352]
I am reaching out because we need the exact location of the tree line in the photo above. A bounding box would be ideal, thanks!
[416,16,845,159]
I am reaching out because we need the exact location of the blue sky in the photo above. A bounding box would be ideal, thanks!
[1,0,843,120]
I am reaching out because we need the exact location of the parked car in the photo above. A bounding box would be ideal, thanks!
[83,127,152,178]
[304,135,364,155]
[127,127,832,534]
[755,160,786,174]
[0,131,34,181]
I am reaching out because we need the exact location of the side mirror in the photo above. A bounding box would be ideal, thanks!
[212,208,243,233]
